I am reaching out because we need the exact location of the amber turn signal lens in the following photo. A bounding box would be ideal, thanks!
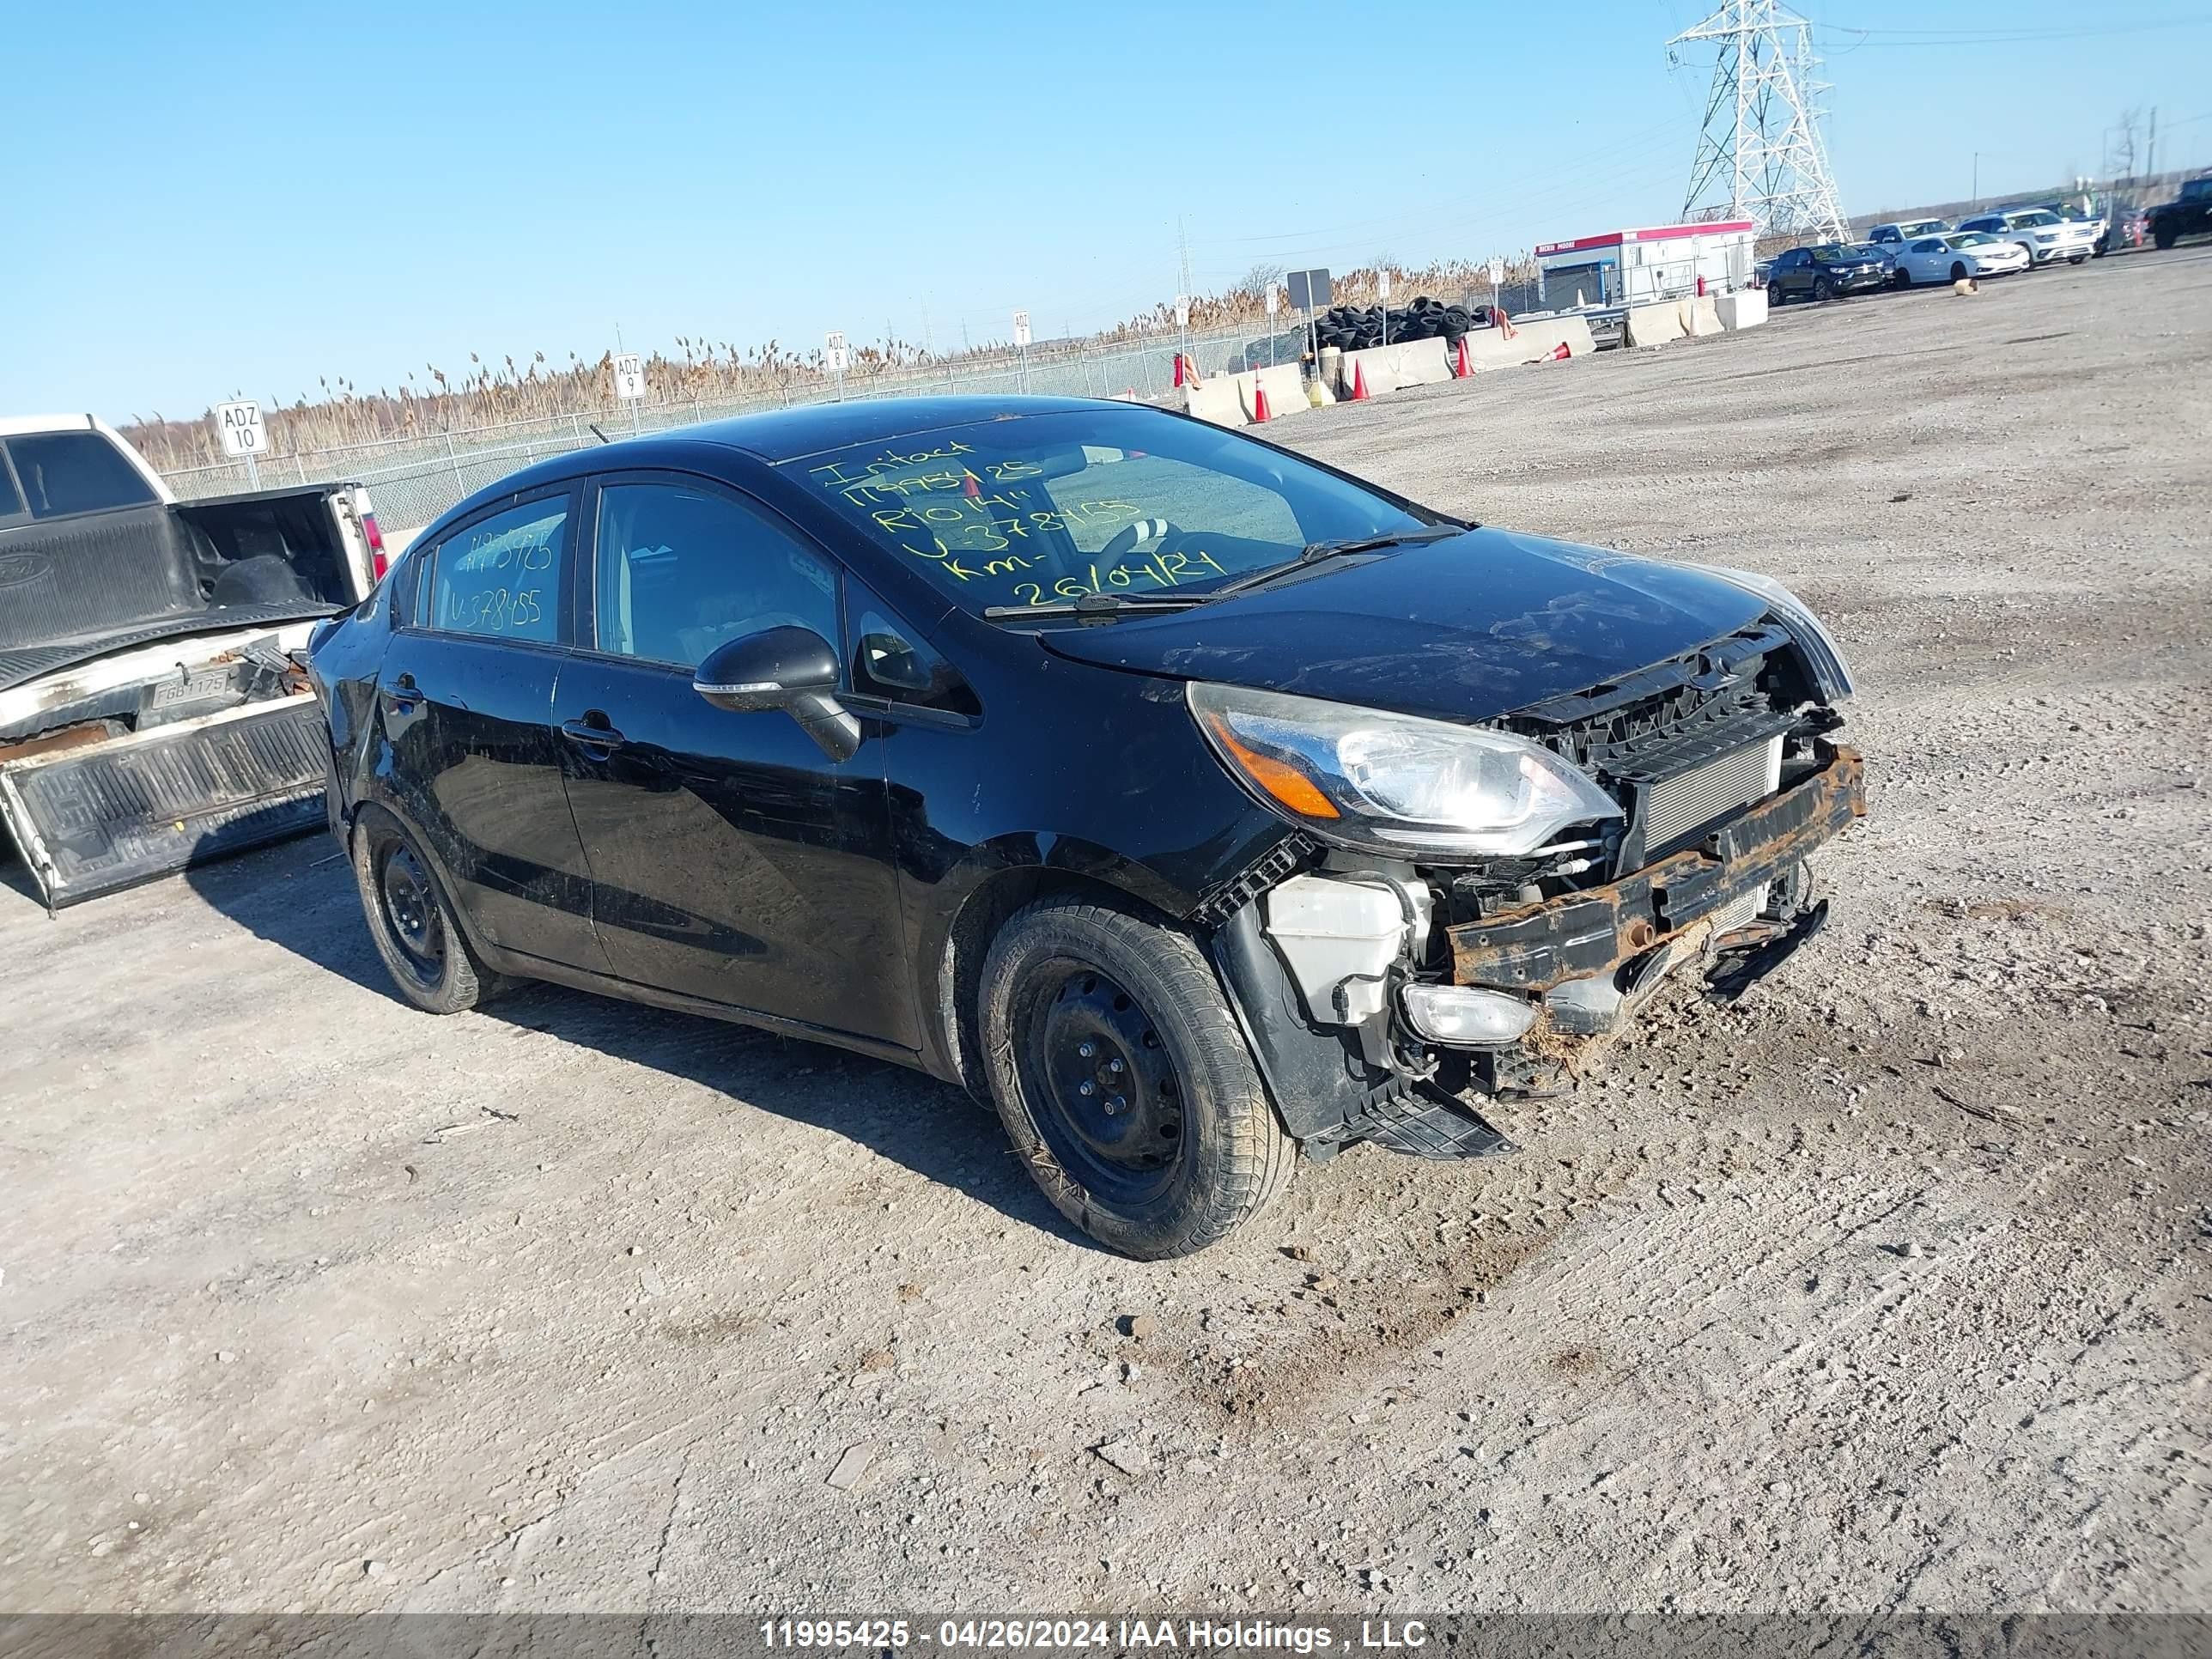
[1208,720,1341,820]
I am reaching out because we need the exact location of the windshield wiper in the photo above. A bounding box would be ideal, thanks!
[1203,526,1463,601]
[981,592,1209,623]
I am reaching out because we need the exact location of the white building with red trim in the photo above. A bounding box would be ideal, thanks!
[1534,220,1756,308]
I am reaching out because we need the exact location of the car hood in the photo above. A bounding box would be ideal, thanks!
[1035,529,1768,724]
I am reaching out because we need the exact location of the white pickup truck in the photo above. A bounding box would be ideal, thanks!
[0,415,382,906]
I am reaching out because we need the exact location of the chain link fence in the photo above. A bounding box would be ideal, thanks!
[157,322,1297,533]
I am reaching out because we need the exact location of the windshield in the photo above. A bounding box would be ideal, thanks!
[2009,210,2059,228]
[1949,232,1997,247]
[2181,179,2212,202]
[1904,221,1945,235]
[786,408,1431,615]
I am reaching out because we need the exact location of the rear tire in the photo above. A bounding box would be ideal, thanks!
[350,805,514,1015]
[2067,252,2087,265]
[979,896,1293,1258]
[2154,224,2178,251]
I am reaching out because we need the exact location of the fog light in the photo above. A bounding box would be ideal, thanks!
[1401,984,1538,1047]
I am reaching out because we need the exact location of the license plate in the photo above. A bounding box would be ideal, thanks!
[149,669,233,710]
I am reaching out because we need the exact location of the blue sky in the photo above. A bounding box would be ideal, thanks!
[9,0,2209,422]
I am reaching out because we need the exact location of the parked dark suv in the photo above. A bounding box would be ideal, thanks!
[309,398,1863,1257]
[1765,244,1892,304]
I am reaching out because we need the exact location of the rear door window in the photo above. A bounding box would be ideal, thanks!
[0,453,23,520]
[5,432,160,519]
[429,495,569,643]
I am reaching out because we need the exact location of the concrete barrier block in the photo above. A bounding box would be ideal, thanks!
[1183,375,1247,427]
[1396,337,1454,386]
[1686,295,1723,337]
[1625,301,1690,348]
[1250,363,1305,419]
[1460,315,1597,369]
[1714,289,1768,331]
[1336,344,1403,396]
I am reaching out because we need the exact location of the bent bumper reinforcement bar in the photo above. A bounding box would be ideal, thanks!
[1448,744,1866,994]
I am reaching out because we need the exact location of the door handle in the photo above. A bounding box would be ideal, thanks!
[387,672,423,709]
[561,715,626,750]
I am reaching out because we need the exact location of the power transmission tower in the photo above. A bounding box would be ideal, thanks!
[1668,0,1846,241]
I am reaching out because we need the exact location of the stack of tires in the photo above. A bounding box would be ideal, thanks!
[1312,296,1486,352]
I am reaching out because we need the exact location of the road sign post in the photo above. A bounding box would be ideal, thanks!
[1012,310,1031,393]
[1378,268,1391,348]
[1264,283,1278,367]
[1174,295,1189,386]
[612,353,646,432]
[1286,268,1331,386]
[215,399,266,490]
[823,331,849,401]
[1487,257,1504,314]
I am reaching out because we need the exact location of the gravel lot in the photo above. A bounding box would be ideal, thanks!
[5,250,2209,1620]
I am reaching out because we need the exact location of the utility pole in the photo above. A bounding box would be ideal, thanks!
[1972,152,1983,209]
[1668,0,1846,241]
[2146,106,2159,186]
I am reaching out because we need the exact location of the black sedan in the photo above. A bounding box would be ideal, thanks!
[1766,244,1893,304]
[308,397,1863,1257]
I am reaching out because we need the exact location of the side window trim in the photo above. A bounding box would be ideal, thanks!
[408,483,580,647]
[576,468,851,676]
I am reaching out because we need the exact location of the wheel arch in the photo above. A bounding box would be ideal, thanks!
[927,860,1183,1103]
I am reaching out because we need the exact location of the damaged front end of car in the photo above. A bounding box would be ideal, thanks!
[1196,611,1867,1161]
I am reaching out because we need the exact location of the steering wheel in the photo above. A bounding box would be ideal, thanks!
[1097,518,1180,564]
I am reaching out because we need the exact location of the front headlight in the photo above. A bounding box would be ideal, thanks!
[1187,683,1621,858]
[1687,565,1855,703]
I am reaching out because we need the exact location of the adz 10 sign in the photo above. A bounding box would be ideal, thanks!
[215,401,265,459]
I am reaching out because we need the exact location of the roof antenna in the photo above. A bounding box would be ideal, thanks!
[587,422,612,445]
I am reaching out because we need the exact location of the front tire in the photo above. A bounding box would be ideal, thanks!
[980,896,1293,1258]
[1814,276,1835,302]
[1893,265,1912,289]
[350,805,514,1014]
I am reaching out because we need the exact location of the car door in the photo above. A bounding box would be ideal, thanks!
[554,470,916,1048]
[1772,249,1808,298]
[375,486,608,972]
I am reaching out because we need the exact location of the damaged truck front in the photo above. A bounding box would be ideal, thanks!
[0,415,383,907]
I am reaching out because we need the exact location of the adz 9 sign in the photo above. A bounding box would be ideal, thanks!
[611,355,647,400]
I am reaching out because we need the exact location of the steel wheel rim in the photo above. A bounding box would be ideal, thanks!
[1019,962,1186,1206]
[378,841,446,979]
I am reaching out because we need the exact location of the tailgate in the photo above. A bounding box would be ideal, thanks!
[0,696,331,908]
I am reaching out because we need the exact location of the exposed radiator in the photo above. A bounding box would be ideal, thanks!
[1644,734,1784,854]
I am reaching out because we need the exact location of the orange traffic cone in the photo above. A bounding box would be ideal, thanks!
[1550,341,1571,361]
[1454,337,1473,378]
[1172,353,1187,388]
[1350,361,1370,401]
[1250,374,1272,423]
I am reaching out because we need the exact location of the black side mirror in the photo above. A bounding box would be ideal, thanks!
[693,626,860,763]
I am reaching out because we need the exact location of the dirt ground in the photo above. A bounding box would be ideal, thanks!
[4,250,2209,1620]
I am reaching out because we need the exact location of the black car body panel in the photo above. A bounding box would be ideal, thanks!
[1031,529,1766,723]
[310,396,1859,1175]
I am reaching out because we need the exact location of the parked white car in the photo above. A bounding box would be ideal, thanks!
[1889,231,2030,287]
[1954,208,2100,267]
[1867,218,1950,250]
